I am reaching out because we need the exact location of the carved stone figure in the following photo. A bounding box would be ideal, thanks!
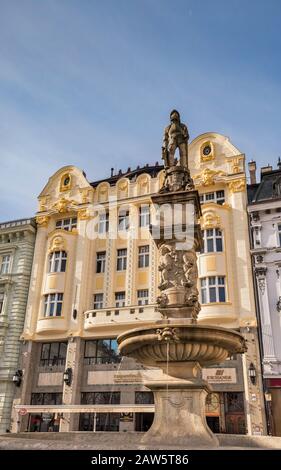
[158,245,174,290]
[162,110,189,168]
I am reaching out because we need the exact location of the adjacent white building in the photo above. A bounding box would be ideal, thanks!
[0,218,36,432]
[248,160,281,436]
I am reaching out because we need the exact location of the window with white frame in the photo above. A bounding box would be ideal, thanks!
[137,289,149,305]
[117,249,127,271]
[0,254,11,275]
[0,292,5,314]
[48,251,67,273]
[98,212,109,234]
[199,190,225,205]
[138,245,149,268]
[118,210,130,231]
[96,252,106,273]
[115,291,125,308]
[200,276,226,303]
[93,293,104,310]
[201,229,223,253]
[44,293,63,317]
[56,217,77,231]
[139,205,150,227]
[278,224,281,246]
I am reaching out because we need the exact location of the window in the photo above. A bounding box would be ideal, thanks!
[98,212,109,234]
[115,291,125,307]
[200,276,226,303]
[138,289,149,305]
[278,224,281,246]
[118,210,130,231]
[56,217,77,231]
[117,249,127,271]
[40,342,67,366]
[31,393,63,405]
[0,292,5,314]
[135,391,154,404]
[138,245,149,268]
[79,392,120,431]
[84,339,121,364]
[0,254,11,275]
[93,293,103,309]
[139,205,150,227]
[199,190,225,205]
[96,252,106,273]
[201,229,223,253]
[48,251,67,273]
[44,293,63,317]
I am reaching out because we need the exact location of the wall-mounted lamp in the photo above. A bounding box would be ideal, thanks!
[12,370,23,387]
[63,368,72,386]
[248,363,256,385]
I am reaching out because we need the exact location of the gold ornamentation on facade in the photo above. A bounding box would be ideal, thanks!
[137,175,149,187]
[36,215,50,227]
[194,168,225,186]
[230,156,244,174]
[52,197,77,214]
[200,141,215,162]
[49,235,66,252]
[60,173,72,192]
[78,208,91,220]
[79,187,93,204]
[117,179,129,192]
[38,196,48,212]
[228,178,246,193]
[201,211,221,229]
[97,183,109,202]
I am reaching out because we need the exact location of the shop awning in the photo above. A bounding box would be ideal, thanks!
[15,404,155,414]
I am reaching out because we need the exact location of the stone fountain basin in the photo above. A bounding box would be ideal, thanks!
[117,322,246,368]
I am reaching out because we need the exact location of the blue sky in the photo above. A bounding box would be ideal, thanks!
[0,0,281,220]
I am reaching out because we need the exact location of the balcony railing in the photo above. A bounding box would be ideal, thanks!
[84,304,162,330]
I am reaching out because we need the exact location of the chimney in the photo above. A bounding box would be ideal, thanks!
[278,157,281,170]
[248,160,257,184]
[111,168,114,177]
[261,164,273,178]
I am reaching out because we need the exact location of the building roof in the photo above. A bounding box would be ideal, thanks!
[0,218,36,230]
[248,166,281,204]
[90,163,164,187]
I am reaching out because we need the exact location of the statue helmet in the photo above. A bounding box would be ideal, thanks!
[170,109,180,120]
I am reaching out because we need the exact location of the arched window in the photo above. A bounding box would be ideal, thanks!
[48,251,67,273]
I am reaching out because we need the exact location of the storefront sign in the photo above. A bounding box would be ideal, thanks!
[202,368,237,384]
[120,412,133,422]
[114,372,143,383]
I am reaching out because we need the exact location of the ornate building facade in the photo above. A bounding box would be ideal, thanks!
[0,218,36,432]
[13,133,266,435]
[248,161,281,436]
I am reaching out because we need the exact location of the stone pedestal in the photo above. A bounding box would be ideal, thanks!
[142,383,218,447]
[141,361,218,447]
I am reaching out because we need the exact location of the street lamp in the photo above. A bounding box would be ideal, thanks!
[248,363,256,385]
[12,370,23,387]
[63,368,72,386]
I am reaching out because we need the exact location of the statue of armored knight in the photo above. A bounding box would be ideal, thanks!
[161,110,194,192]
[162,109,189,168]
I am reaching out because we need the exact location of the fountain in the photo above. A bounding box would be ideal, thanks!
[118,110,246,448]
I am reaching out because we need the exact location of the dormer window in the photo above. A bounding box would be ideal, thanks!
[273,177,281,198]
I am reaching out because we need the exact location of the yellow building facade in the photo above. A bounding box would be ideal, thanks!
[14,132,266,435]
